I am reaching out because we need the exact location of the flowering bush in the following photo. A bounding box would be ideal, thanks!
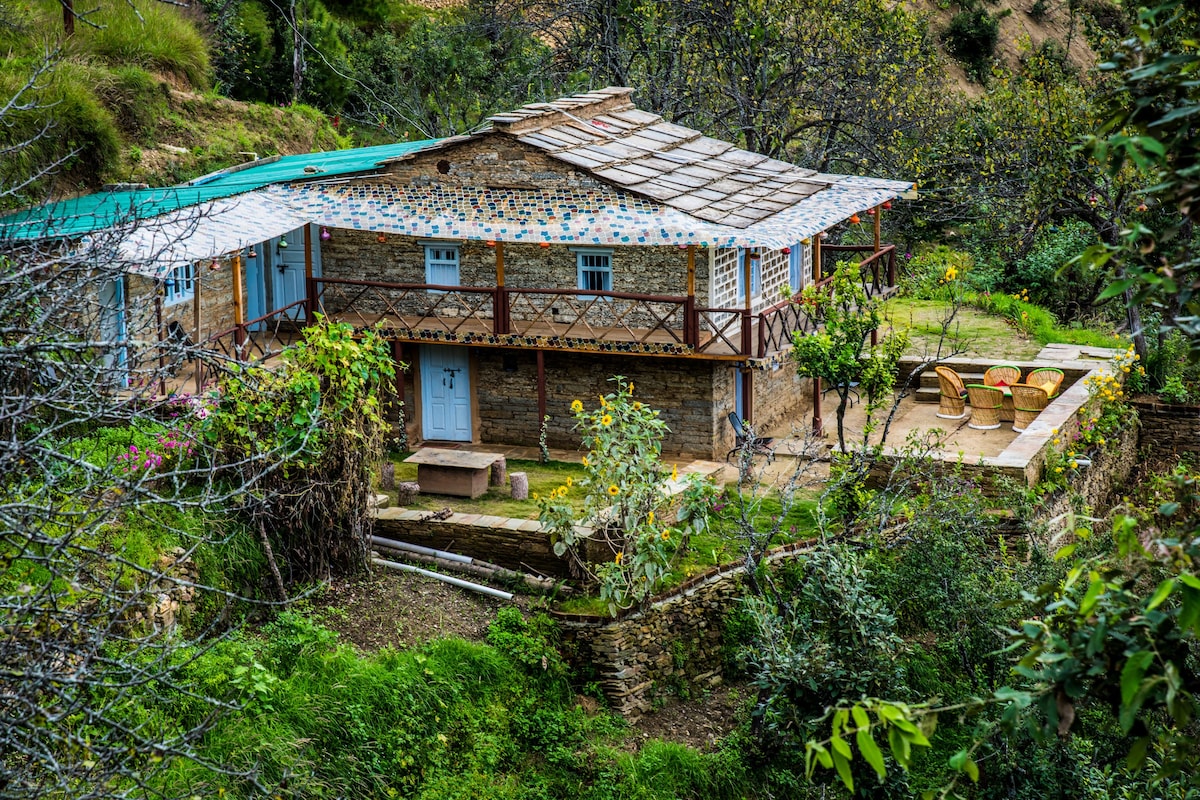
[1043,349,1139,486]
[538,377,713,615]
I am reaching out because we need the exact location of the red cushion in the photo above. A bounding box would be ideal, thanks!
[993,379,1008,388]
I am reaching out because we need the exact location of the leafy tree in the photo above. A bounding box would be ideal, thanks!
[791,260,909,453]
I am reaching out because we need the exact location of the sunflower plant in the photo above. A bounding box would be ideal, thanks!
[538,376,711,616]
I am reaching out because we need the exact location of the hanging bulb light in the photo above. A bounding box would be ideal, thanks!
[485,240,496,247]
[539,241,550,249]
[320,227,332,242]
[882,201,893,210]
[866,207,876,216]
[376,233,387,243]
[849,214,862,224]
[247,246,258,258]
[782,247,791,255]
[208,258,220,271]
[277,235,289,250]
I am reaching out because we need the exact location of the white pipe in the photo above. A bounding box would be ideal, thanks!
[371,557,514,601]
[370,535,473,564]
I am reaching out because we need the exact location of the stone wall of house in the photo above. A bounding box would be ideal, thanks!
[126,265,237,346]
[472,349,720,458]
[555,567,745,718]
[318,230,707,328]
[1134,398,1200,456]
[381,135,607,190]
[752,358,813,440]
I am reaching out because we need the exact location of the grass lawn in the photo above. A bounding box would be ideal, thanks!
[382,456,588,518]
[883,298,1044,361]
[883,297,1122,362]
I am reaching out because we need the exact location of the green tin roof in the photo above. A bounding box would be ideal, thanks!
[0,139,441,241]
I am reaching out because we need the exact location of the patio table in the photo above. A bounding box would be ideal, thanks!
[403,448,505,498]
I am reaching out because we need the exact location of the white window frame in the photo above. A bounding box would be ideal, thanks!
[575,248,613,299]
[423,243,460,293]
[163,263,195,306]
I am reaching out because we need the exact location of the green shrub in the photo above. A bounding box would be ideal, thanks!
[94,65,170,144]
[1014,221,1104,319]
[944,8,1000,82]
[486,607,567,680]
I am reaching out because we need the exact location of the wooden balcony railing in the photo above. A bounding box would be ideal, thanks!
[306,246,898,359]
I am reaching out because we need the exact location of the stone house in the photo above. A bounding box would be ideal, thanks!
[2,88,911,458]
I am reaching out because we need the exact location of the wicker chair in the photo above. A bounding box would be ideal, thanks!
[934,366,968,420]
[966,384,1004,430]
[984,364,1023,388]
[1025,367,1064,399]
[1010,383,1050,432]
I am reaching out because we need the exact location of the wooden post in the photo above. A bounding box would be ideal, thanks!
[495,241,507,334]
[392,339,405,432]
[743,248,753,310]
[303,225,314,320]
[873,205,882,253]
[193,265,203,393]
[155,289,166,396]
[685,245,697,346]
[536,350,546,434]
[231,254,245,352]
[812,377,823,436]
[742,369,754,424]
[813,235,822,284]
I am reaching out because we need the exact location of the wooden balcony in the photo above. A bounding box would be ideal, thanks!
[204,245,898,364]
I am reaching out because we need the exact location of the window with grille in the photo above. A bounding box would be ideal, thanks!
[424,245,460,293]
[576,250,613,298]
[163,264,195,306]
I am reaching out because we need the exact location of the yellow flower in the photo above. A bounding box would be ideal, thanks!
[608,484,620,496]
[582,456,589,467]
[599,395,607,408]
[671,465,678,481]
[615,552,623,564]
[628,381,634,393]
[571,399,583,413]
[1055,466,1063,474]
[1098,437,1106,446]
[533,492,540,500]
[633,401,642,410]
[661,529,670,541]
[566,476,573,487]
[1053,438,1060,445]
[1070,460,1079,469]
[601,414,613,426]
[648,510,655,525]
[1050,428,1058,435]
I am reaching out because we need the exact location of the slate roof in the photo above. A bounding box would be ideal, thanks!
[483,87,872,230]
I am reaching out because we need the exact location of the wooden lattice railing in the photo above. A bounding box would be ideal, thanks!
[306,245,897,358]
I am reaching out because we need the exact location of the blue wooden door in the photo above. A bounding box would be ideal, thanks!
[270,225,320,318]
[244,246,266,330]
[420,345,472,442]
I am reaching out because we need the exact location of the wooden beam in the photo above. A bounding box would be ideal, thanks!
[231,254,245,350]
[812,377,823,436]
[193,265,203,393]
[813,235,822,284]
[742,369,754,424]
[743,248,753,311]
[303,225,314,318]
[156,288,165,396]
[686,245,695,298]
[873,205,881,253]
[536,350,546,436]
[495,241,505,288]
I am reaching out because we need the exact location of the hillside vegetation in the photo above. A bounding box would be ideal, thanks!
[0,0,344,201]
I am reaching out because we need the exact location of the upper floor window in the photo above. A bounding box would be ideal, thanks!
[789,243,807,292]
[163,263,195,306]
[736,249,761,303]
[576,249,613,297]
[424,244,460,292]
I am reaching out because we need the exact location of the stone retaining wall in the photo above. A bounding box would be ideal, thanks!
[1134,398,1200,457]
[554,540,812,718]
[375,507,573,577]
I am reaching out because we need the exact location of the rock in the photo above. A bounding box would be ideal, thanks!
[396,481,420,505]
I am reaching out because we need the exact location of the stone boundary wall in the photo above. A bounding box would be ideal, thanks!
[1134,398,1200,457]
[374,508,580,577]
[553,539,813,718]
[1032,420,1140,536]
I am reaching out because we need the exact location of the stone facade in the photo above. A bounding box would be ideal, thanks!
[472,349,724,458]
[1134,398,1200,456]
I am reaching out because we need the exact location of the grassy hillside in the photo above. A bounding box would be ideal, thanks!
[0,0,346,203]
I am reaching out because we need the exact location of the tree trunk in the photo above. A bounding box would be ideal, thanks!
[61,0,74,36]
[510,472,529,500]
[291,0,303,104]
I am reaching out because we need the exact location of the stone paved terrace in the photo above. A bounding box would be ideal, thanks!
[759,343,1126,488]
